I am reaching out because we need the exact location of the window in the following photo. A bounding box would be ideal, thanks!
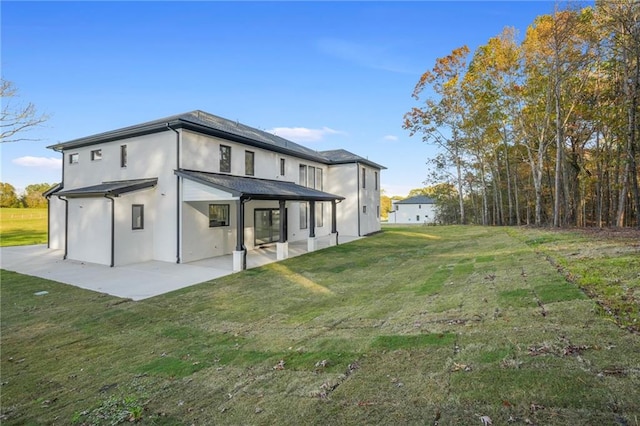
[316,202,324,227]
[395,204,399,211]
[377,205,380,218]
[69,153,79,164]
[120,145,127,168]
[316,169,323,190]
[299,165,307,186]
[91,149,102,161]
[245,151,255,176]
[363,205,367,214]
[375,171,378,190]
[300,202,308,229]
[362,167,366,188]
[132,205,144,230]
[308,166,316,189]
[280,158,286,176]
[220,145,231,173]
[416,215,420,221]
[209,204,230,227]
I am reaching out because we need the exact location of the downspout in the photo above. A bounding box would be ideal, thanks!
[356,162,361,237]
[167,123,181,263]
[58,196,68,259]
[105,195,115,267]
[46,194,51,248]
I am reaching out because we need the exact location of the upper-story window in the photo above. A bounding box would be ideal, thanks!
[299,165,307,186]
[308,166,316,189]
[362,167,366,188]
[220,145,231,173]
[245,151,255,176]
[316,168,323,190]
[91,149,102,161]
[375,171,378,190]
[280,158,286,176]
[121,145,127,168]
[69,153,79,164]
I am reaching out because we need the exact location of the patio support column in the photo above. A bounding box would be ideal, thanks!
[233,198,246,271]
[330,199,338,246]
[308,200,317,252]
[277,199,288,260]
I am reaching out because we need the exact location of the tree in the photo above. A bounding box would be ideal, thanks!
[22,183,54,208]
[0,182,20,207]
[404,46,471,224]
[1,79,49,143]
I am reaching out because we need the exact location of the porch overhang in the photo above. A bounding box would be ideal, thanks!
[175,169,345,202]
[55,178,158,198]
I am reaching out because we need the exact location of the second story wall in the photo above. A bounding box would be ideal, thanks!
[62,131,177,190]
[181,130,328,187]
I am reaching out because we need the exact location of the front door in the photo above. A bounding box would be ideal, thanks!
[254,208,286,246]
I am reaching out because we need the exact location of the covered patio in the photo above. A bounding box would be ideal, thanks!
[177,170,346,271]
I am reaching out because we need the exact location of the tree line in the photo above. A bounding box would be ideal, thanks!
[0,182,54,208]
[404,1,640,228]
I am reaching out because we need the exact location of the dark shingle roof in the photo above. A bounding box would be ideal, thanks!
[55,178,158,198]
[48,110,385,170]
[320,149,385,169]
[395,195,436,205]
[176,169,344,202]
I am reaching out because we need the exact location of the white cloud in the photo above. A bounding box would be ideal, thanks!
[12,156,62,170]
[267,126,344,143]
[383,135,399,142]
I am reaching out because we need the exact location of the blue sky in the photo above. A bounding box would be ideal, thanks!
[2,1,557,196]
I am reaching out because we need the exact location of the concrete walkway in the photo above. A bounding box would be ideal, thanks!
[0,235,359,301]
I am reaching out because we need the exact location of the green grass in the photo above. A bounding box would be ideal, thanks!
[2,225,639,425]
[0,207,47,246]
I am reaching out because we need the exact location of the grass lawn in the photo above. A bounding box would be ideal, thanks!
[1,225,639,425]
[0,208,47,247]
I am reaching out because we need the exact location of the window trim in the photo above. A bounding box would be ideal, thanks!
[91,149,102,161]
[209,204,230,227]
[280,158,286,176]
[69,153,79,164]
[132,204,144,230]
[362,167,366,189]
[245,150,255,176]
[220,144,231,173]
[374,171,378,190]
[316,202,324,227]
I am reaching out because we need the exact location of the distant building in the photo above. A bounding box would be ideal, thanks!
[388,195,436,224]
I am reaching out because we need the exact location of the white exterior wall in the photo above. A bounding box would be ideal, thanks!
[113,189,156,266]
[182,201,237,263]
[325,163,359,236]
[48,195,66,250]
[66,197,111,265]
[359,164,382,235]
[389,202,437,224]
[61,131,178,263]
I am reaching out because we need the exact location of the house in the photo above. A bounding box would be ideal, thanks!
[388,195,437,224]
[45,110,385,271]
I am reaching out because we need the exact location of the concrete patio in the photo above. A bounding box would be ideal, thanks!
[0,235,359,301]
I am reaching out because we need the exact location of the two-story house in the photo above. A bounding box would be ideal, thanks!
[388,195,437,224]
[46,111,385,271]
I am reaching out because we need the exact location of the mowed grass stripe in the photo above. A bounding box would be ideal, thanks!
[1,225,639,426]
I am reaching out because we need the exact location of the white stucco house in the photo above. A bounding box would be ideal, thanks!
[45,110,385,271]
[388,195,437,225]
